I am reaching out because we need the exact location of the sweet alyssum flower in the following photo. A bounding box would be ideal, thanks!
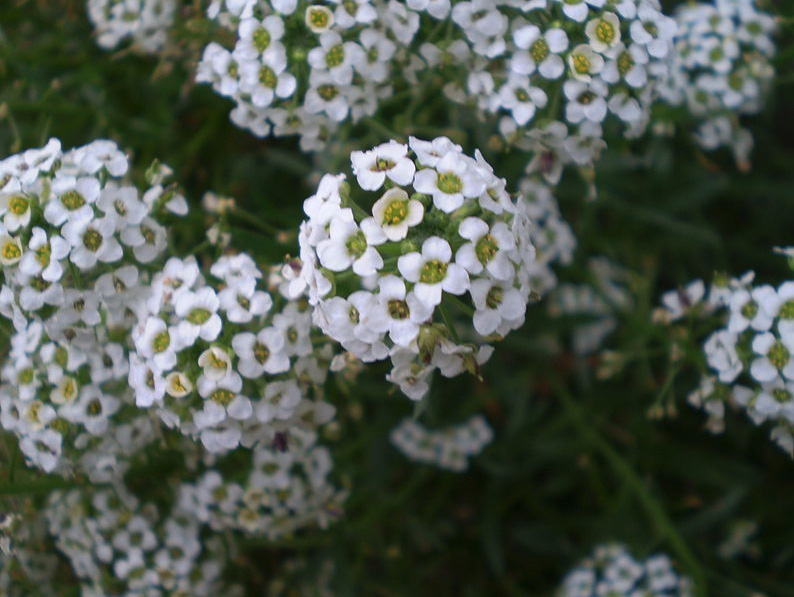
[296,137,537,399]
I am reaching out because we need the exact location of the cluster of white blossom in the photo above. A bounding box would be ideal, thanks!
[548,257,632,354]
[559,543,693,596]
[87,0,177,52]
[178,427,345,539]
[0,139,184,475]
[196,0,675,166]
[390,413,492,471]
[659,0,776,167]
[130,253,337,453]
[45,484,243,597]
[294,137,536,399]
[659,262,794,455]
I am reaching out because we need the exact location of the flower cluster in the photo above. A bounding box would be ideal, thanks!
[295,137,536,399]
[130,253,336,453]
[0,140,183,475]
[659,0,776,167]
[46,484,242,597]
[87,0,177,52]
[390,414,492,471]
[0,507,59,597]
[178,427,345,539]
[195,0,675,166]
[559,543,693,596]
[671,265,794,455]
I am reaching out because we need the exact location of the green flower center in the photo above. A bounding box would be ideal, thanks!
[348,305,360,324]
[486,286,504,309]
[2,241,21,260]
[437,172,463,195]
[617,50,634,76]
[207,351,227,369]
[343,0,357,15]
[170,375,190,394]
[31,276,50,291]
[114,199,127,216]
[382,200,408,226]
[18,368,34,384]
[374,157,395,171]
[82,229,102,251]
[237,295,250,310]
[643,21,658,36]
[142,225,156,244]
[345,230,368,259]
[227,61,239,78]
[253,26,271,52]
[514,88,530,103]
[211,389,235,406]
[61,190,86,210]
[152,330,171,353]
[254,342,271,364]
[572,54,591,74]
[530,39,549,63]
[740,300,758,320]
[779,299,794,319]
[419,259,448,284]
[595,20,616,45]
[35,244,51,267]
[308,7,330,29]
[8,195,29,215]
[317,84,339,101]
[768,341,790,370]
[87,398,102,416]
[388,299,410,320]
[187,308,211,324]
[475,234,499,265]
[259,65,277,89]
[287,327,298,343]
[325,44,345,68]
[709,47,724,62]
[772,388,791,403]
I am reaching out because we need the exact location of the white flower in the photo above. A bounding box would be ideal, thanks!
[369,275,433,347]
[256,379,302,422]
[456,217,516,280]
[350,141,416,191]
[371,188,424,241]
[232,328,290,377]
[305,5,334,33]
[44,176,99,226]
[397,236,469,307]
[175,287,223,344]
[496,74,548,126]
[470,279,526,336]
[197,346,233,380]
[61,214,123,270]
[750,332,794,383]
[413,152,486,213]
[585,12,622,53]
[512,25,568,79]
[136,317,179,370]
[316,212,386,276]
[567,44,605,81]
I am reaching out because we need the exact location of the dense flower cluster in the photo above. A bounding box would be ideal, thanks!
[46,484,243,597]
[178,428,345,538]
[559,543,693,596]
[660,263,794,455]
[390,414,492,471]
[130,253,336,453]
[659,0,776,166]
[87,0,177,52]
[295,137,536,399]
[196,0,676,166]
[0,140,184,475]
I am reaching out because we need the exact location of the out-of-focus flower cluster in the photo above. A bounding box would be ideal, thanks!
[655,252,794,455]
[295,137,536,399]
[87,0,177,52]
[659,0,776,167]
[178,428,345,538]
[46,483,243,597]
[196,0,676,170]
[0,139,185,476]
[390,413,492,471]
[558,543,693,597]
[130,253,336,453]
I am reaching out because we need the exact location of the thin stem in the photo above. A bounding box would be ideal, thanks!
[438,302,461,344]
[553,379,708,596]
